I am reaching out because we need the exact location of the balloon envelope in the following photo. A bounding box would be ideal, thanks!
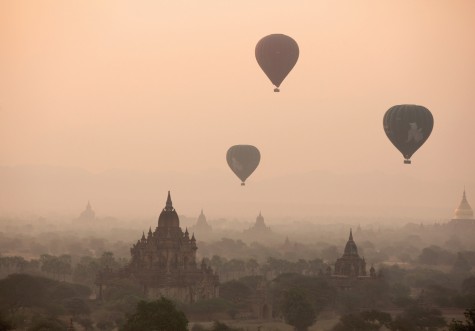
[383,104,434,164]
[255,34,299,92]
[226,145,261,185]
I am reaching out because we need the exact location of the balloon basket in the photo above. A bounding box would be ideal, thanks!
[241,182,245,186]
[404,159,411,164]
[274,88,280,92]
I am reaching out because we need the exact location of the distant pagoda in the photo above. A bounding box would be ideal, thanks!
[96,192,219,303]
[326,229,378,290]
[244,211,271,235]
[333,229,367,277]
[77,201,95,221]
[450,189,474,226]
[194,209,212,232]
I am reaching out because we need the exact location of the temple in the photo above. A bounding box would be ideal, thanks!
[450,189,474,226]
[334,229,367,277]
[77,201,95,221]
[193,209,212,233]
[326,229,377,290]
[244,212,271,236]
[96,192,219,303]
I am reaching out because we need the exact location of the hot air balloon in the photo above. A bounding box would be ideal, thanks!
[226,145,260,186]
[383,104,434,164]
[255,34,299,92]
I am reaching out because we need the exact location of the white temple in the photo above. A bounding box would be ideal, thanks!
[450,189,474,226]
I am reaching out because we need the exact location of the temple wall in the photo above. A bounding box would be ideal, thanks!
[146,283,219,303]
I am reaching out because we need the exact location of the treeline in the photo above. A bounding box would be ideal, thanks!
[0,252,127,286]
[204,255,327,281]
[0,273,150,331]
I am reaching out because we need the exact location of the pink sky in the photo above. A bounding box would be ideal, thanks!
[1,1,474,218]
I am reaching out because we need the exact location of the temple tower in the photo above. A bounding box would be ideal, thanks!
[451,189,474,226]
[78,201,95,221]
[97,192,219,303]
[333,229,367,277]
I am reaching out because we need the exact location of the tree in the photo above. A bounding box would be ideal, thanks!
[220,280,252,304]
[271,273,334,319]
[210,321,240,331]
[281,289,316,331]
[453,253,472,274]
[418,246,454,266]
[63,297,90,317]
[96,320,114,331]
[224,259,246,279]
[28,316,67,331]
[332,310,392,331]
[57,254,72,281]
[462,277,475,295]
[246,258,259,275]
[76,317,94,331]
[448,308,475,331]
[0,274,46,316]
[390,305,446,331]
[121,298,188,331]
[0,313,13,331]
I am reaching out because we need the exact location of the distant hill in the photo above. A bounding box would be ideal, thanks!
[0,165,471,221]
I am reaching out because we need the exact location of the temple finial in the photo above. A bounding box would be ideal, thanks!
[166,191,173,210]
[349,228,353,241]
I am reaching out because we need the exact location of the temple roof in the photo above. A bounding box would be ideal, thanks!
[78,201,95,220]
[158,191,180,228]
[256,211,265,226]
[197,209,207,225]
[453,189,474,220]
[343,229,359,257]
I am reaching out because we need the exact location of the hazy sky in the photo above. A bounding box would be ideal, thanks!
[1,1,474,218]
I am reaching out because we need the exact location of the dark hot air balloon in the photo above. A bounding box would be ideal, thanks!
[383,104,434,164]
[226,145,260,186]
[255,34,299,92]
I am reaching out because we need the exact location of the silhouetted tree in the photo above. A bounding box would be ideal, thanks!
[28,316,67,331]
[76,317,94,331]
[0,274,45,316]
[418,246,454,266]
[462,277,475,295]
[448,308,475,331]
[281,288,316,331]
[246,258,259,275]
[332,310,392,331]
[120,298,188,331]
[220,280,252,304]
[210,321,240,331]
[453,253,472,274]
[390,305,445,331]
[96,320,114,331]
[64,297,90,317]
[0,313,13,331]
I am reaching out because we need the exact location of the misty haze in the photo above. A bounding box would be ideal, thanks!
[1,1,474,331]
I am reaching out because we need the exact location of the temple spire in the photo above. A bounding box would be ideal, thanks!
[165,191,173,211]
[349,228,353,241]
